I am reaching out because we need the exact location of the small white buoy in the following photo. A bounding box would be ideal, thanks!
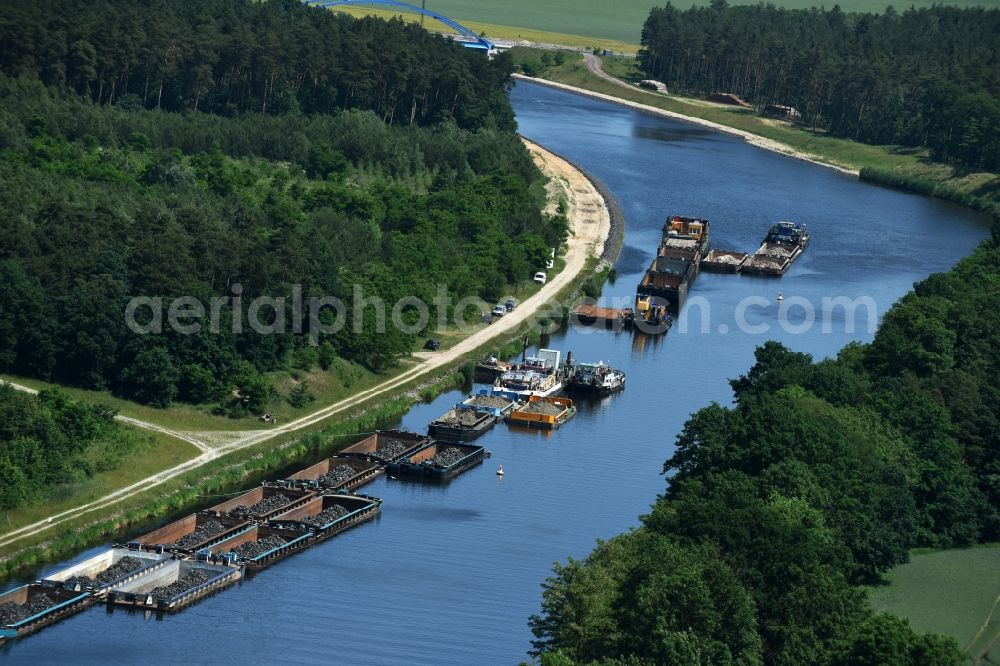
[496,465,504,476]
[777,292,784,302]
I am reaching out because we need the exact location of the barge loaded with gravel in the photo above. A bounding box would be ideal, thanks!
[387,441,486,481]
[635,215,710,309]
[508,396,577,429]
[741,222,810,276]
[286,455,381,492]
[700,249,749,273]
[339,429,430,464]
[129,513,252,554]
[0,584,91,644]
[105,559,241,612]
[268,494,382,543]
[41,548,171,593]
[428,406,496,442]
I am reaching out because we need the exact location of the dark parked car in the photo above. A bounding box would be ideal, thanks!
[424,339,441,351]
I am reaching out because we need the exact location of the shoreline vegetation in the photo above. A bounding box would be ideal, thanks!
[0,137,615,580]
[510,50,1000,221]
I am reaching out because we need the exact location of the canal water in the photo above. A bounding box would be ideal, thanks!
[0,81,989,664]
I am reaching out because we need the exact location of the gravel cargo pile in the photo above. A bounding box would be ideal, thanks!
[64,555,146,589]
[151,570,212,599]
[520,401,565,416]
[372,439,408,462]
[706,253,744,265]
[315,464,357,487]
[762,245,793,258]
[173,519,228,549]
[0,593,55,625]
[95,556,145,586]
[232,535,287,560]
[435,409,483,426]
[226,493,290,519]
[467,395,511,409]
[300,504,350,527]
[427,447,466,467]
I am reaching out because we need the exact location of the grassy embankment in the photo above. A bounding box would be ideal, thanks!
[868,545,1000,663]
[513,49,1000,218]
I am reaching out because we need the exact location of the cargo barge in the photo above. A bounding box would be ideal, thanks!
[106,559,241,612]
[202,485,315,522]
[634,215,710,326]
[428,406,496,442]
[461,391,520,417]
[701,249,749,273]
[287,455,381,492]
[268,494,382,543]
[41,547,172,594]
[508,396,577,429]
[741,221,810,276]
[570,304,635,329]
[129,513,252,555]
[565,361,625,396]
[388,441,486,481]
[0,583,91,644]
[339,429,430,464]
[205,524,313,571]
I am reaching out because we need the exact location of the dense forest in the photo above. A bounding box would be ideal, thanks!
[530,236,1000,664]
[639,3,1000,170]
[0,0,515,130]
[0,1,566,411]
[0,385,152,510]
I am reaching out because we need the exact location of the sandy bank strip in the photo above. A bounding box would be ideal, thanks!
[513,73,860,177]
[0,139,612,550]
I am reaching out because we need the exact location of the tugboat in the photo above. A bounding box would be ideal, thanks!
[566,361,626,396]
[493,348,565,399]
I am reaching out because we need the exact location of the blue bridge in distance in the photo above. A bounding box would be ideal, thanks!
[304,0,494,51]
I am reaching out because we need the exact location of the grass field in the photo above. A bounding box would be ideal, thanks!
[331,0,1000,45]
[330,5,638,53]
[868,545,1000,663]
[1,431,200,535]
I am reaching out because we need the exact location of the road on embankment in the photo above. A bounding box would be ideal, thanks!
[0,138,610,551]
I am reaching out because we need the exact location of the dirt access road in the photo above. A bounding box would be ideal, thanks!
[0,138,610,550]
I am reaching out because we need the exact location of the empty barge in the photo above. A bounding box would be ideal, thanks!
[388,441,486,481]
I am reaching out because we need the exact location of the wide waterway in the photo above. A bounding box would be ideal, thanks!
[1,80,990,664]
